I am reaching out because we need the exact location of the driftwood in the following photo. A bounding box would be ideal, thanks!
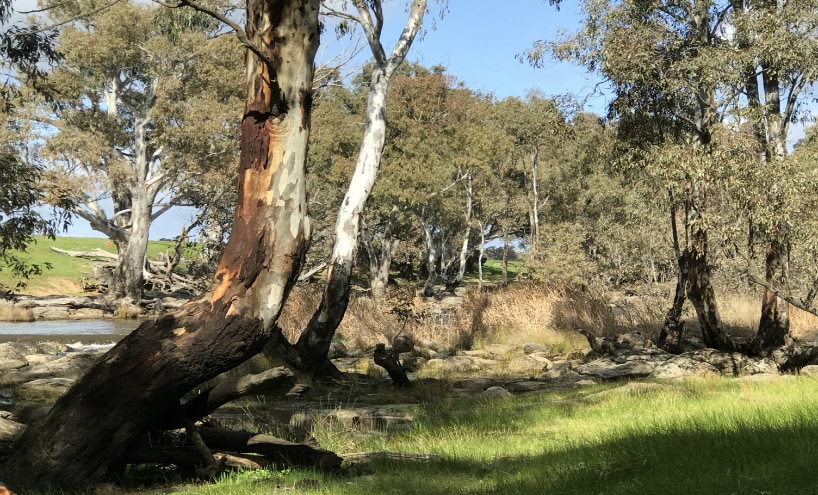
[197,428,342,468]
[50,247,118,260]
[126,446,274,471]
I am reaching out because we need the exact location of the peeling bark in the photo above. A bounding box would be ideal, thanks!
[2,0,320,489]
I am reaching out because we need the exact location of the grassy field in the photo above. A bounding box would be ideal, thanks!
[0,236,180,295]
[138,376,818,495]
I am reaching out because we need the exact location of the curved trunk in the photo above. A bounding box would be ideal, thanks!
[2,0,319,488]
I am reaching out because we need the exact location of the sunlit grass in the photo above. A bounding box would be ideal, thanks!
[163,377,818,495]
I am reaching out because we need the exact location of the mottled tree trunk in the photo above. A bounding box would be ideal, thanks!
[658,200,687,351]
[757,230,790,348]
[109,198,151,304]
[686,227,738,352]
[277,0,428,374]
[454,173,473,286]
[2,0,319,488]
[362,211,398,300]
[290,70,389,370]
[421,216,438,297]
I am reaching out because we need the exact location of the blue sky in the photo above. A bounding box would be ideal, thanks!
[61,0,605,239]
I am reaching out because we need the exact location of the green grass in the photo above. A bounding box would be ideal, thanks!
[158,376,818,495]
[463,259,522,284]
[0,236,184,294]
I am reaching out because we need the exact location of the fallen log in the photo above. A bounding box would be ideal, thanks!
[197,428,342,469]
[126,446,273,470]
[50,247,118,260]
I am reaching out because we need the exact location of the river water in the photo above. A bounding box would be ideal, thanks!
[0,319,140,342]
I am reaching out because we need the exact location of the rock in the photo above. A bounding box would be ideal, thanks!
[35,341,68,354]
[420,340,447,353]
[483,344,512,357]
[550,360,574,371]
[401,356,426,372]
[0,344,28,371]
[27,352,99,378]
[522,343,550,355]
[453,377,499,392]
[574,379,597,387]
[413,347,440,360]
[23,354,58,366]
[506,381,550,393]
[800,365,818,377]
[30,306,71,320]
[459,349,491,359]
[286,384,311,399]
[424,355,496,373]
[0,416,26,441]
[71,308,106,319]
[16,378,75,399]
[479,386,513,399]
[328,342,347,359]
[439,296,464,311]
[575,354,659,380]
[507,354,552,374]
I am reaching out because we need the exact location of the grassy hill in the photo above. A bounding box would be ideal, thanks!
[0,236,179,295]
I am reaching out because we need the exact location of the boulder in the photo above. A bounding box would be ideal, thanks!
[328,342,347,359]
[506,381,550,393]
[522,343,550,355]
[800,365,818,377]
[575,354,660,380]
[424,355,496,374]
[16,378,75,400]
[0,344,28,371]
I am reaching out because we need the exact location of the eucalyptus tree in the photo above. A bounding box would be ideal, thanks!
[533,0,750,350]
[5,0,320,487]
[277,0,429,372]
[495,93,566,258]
[31,0,243,304]
[729,0,818,348]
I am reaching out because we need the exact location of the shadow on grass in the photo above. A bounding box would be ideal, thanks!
[340,416,818,495]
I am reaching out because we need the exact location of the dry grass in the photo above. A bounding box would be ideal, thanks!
[714,292,818,341]
[0,302,35,322]
[275,283,818,356]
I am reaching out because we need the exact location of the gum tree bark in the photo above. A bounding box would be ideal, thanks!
[2,0,319,488]
[282,0,427,372]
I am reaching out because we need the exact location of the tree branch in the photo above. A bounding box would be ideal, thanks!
[152,0,276,70]
[385,0,427,76]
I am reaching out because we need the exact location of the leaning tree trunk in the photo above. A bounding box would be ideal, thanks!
[2,1,320,488]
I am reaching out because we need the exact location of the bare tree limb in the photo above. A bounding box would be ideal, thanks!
[152,0,276,70]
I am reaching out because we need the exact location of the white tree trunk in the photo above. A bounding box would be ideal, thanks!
[455,174,473,285]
